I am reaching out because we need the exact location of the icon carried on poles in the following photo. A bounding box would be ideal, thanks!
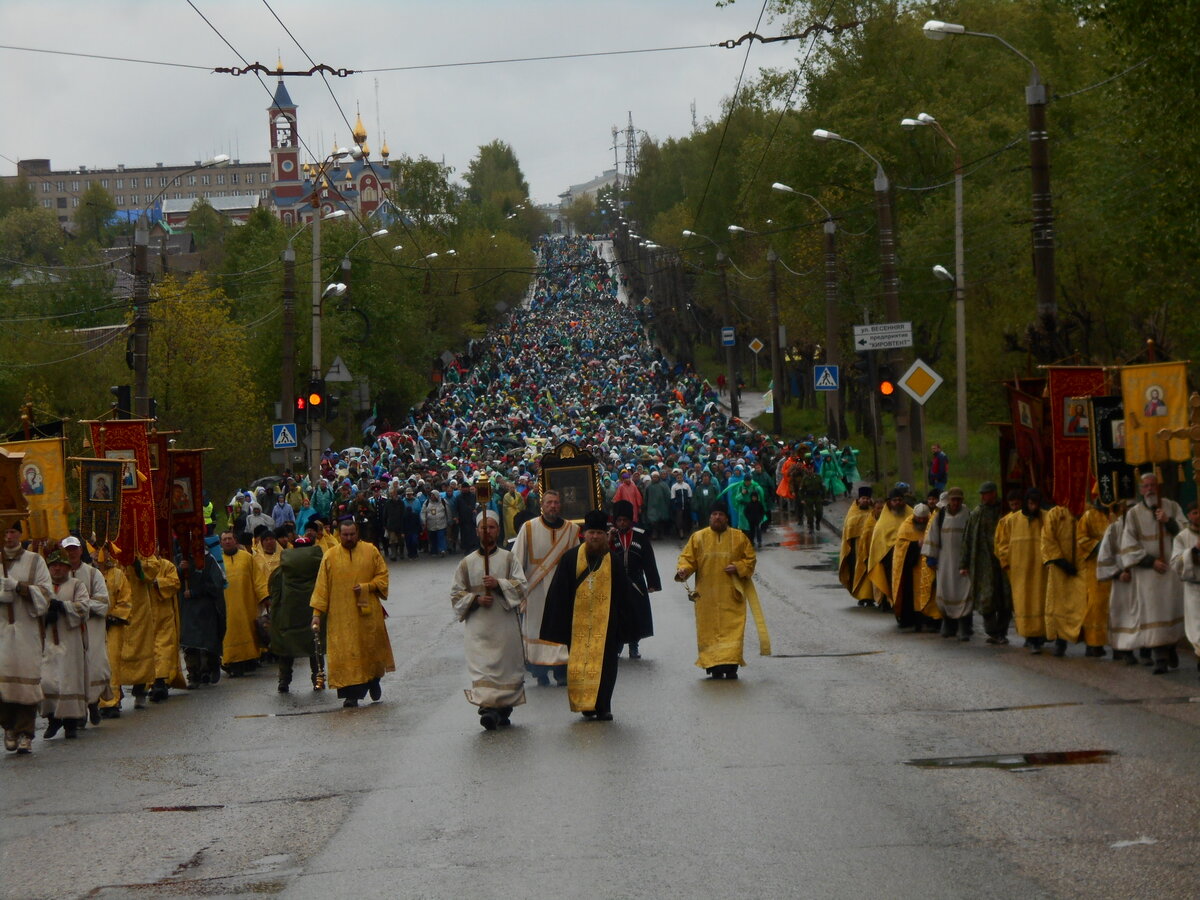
[272,423,298,449]
[814,365,840,391]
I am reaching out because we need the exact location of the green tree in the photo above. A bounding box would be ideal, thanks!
[186,198,226,250]
[391,155,460,228]
[74,183,116,245]
[0,207,66,268]
[463,140,530,207]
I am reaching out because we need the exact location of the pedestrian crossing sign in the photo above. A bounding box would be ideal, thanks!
[272,423,298,449]
[814,365,839,391]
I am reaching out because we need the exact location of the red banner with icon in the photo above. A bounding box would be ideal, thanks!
[87,420,155,564]
[1047,367,1108,515]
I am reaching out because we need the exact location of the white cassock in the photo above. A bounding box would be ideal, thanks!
[512,517,579,668]
[1168,526,1200,657]
[922,507,971,618]
[1117,499,1186,648]
[41,576,90,720]
[1098,515,1139,651]
[73,562,113,704]
[451,547,527,709]
[0,549,53,706]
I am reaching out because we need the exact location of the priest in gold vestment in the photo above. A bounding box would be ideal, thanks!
[310,519,394,707]
[675,506,770,679]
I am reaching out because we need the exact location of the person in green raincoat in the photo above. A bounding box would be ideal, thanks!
[820,447,845,501]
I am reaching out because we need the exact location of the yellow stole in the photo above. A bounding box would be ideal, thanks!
[567,550,612,712]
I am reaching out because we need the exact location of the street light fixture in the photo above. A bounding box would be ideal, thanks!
[901,111,968,456]
[922,19,1056,348]
[812,130,911,482]
[770,181,844,443]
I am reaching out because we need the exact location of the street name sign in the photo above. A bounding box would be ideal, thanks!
[898,359,943,406]
[853,321,913,351]
[813,364,840,391]
[272,423,299,450]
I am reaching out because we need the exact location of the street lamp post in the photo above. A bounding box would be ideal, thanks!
[923,19,1056,348]
[902,113,968,456]
[770,183,844,442]
[132,154,230,418]
[684,230,739,418]
[729,224,783,434]
[811,131,912,484]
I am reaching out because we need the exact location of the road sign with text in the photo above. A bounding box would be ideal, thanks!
[721,327,736,347]
[853,321,913,351]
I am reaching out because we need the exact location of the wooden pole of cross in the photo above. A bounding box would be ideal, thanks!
[1155,391,1200,499]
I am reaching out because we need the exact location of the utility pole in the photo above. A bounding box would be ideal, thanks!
[823,218,842,442]
[310,196,324,484]
[717,251,739,419]
[1027,80,1056,343]
[766,249,783,435]
[874,168,913,485]
[280,246,296,424]
[132,219,151,419]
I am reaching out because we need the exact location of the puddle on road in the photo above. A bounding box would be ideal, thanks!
[946,695,1200,714]
[773,651,883,658]
[905,749,1116,770]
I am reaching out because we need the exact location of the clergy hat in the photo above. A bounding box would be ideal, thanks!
[612,500,635,520]
[253,524,270,539]
[887,486,907,500]
[582,510,609,532]
[857,486,873,498]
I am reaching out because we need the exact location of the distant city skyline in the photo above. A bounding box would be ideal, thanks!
[1,1,803,204]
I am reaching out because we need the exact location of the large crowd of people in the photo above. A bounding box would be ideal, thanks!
[4,235,1198,751]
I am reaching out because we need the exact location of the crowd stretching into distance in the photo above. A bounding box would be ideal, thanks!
[3,237,1199,750]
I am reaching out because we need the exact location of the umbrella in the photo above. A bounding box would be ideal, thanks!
[250,476,283,491]
[594,404,618,416]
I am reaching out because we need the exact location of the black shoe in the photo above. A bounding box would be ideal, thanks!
[99,706,121,719]
[368,679,382,701]
[1168,647,1180,669]
[1124,651,1140,666]
[594,711,614,721]
[64,723,78,739]
[581,710,597,719]
[480,710,500,730]
[43,718,62,740]
[88,703,101,725]
[277,682,290,693]
[149,679,169,702]
[343,698,359,708]
[1052,639,1068,657]
[1152,663,1169,675]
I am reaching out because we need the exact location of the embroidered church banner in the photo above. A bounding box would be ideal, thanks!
[1120,361,1190,465]
[1,437,69,540]
[1047,367,1107,515]
[87,420,155,564]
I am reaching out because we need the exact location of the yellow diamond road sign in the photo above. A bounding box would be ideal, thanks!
[898,359,943,406]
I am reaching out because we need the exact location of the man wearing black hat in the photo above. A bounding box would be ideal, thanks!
[611,499,660,659]
[540,510,651,720]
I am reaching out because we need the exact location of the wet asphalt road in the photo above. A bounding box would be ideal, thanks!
[2,517,1199,900]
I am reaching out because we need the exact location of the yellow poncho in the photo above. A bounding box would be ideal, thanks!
[891,517,940,620]
[310,540,395,689]
[838,503,872,592]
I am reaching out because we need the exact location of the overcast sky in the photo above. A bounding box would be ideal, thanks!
[1,1,803,204]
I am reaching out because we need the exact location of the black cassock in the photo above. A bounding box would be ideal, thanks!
[540,546,653,714]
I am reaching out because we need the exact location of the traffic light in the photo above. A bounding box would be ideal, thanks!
[306,378,327,420]
[326,392,341,422]
[110,385,131,419]
[294,394,308,425]
[877,365,897,414]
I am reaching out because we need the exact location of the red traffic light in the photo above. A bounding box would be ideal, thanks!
[296,396,307,410]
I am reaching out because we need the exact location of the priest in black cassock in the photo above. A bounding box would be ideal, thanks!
[540,510,652,721]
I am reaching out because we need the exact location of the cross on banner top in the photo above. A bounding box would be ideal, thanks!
[1156,391,1200,492]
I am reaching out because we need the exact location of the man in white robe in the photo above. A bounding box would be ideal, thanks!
[512,490,579,686]
[62,536,111,725]
[1118,473,1185,674]
[1168,501,1200,681]
[452,511,527,730]
[41,548,90,739]
[922,487,973,639]
[1,522,52,754]
[1097,502,1141,664]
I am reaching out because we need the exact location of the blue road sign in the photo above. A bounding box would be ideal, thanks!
[813,364,840,391]
[721,326,736,347]
[272,423,299,449]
